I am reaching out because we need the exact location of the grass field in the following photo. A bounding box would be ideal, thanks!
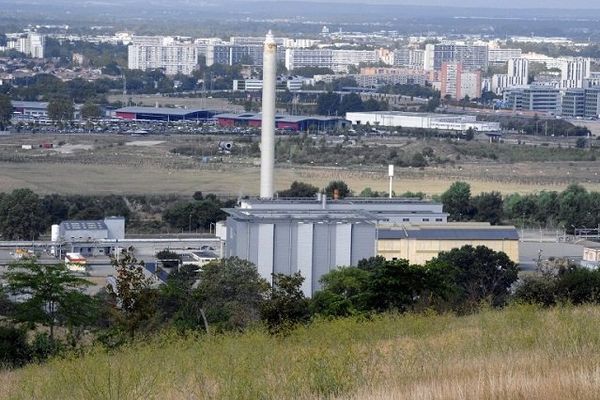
[0,134,599,196]
[3,304,600,399]
[0,161,591,196]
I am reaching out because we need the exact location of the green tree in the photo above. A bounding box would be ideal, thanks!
[310,267,370,317]
[324,180,351,199]
[427,245,518,310]
[471,191,504,225]
[278,181,319,198]
[107,247,158,339]
[194,257,269,332]
[155,249,182,269]
[0,188,46,240]
[337,93,364,114]
[158,264,204,331]
[0,93,12,129]
[464,127,475,141]
[558,184,589,232]
[316,92,341,116]
[440,181,473,221]
[0,325,31,367]
[47,97,75,123]
[80,101,102,120]
[6,260,93,340]
[260,273,310,333]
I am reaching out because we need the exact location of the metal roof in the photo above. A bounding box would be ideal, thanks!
[11,101,49,109]
[214,112,345,122]
[115,107,214,116]
[378,227,519,241]
[224,208,377,222]
[60,220,108,231]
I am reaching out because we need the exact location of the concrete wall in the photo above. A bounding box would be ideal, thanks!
[377,238,519,265]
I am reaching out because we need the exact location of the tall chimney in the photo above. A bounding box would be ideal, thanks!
[260,30,277,199]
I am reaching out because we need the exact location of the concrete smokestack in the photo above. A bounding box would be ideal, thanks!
[260,30,277,199]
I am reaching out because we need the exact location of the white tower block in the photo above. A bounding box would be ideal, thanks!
[260,30,277,199]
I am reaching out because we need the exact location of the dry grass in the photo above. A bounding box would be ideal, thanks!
[0,133,599,196]
[0,161,592,197]
[3,305,600,399]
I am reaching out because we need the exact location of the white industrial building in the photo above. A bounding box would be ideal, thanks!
[345,111,500,132]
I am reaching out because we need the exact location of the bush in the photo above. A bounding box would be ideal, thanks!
[0,325,31,368]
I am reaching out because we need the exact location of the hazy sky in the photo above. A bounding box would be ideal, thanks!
[260,0,600,9]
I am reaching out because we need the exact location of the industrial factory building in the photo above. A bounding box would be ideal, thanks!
[377,224,520,265]
[345,111,501,132]
[238,197,448,224]
[224,197,449,296]
[225,207,376,296]
[215,112,349,131]
[114,107,217,122]
[55,217,126,256]
[221,32,519,297]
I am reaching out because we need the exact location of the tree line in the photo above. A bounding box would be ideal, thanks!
[5,243,599,370]
[440,181,600,232]
[0,189,237,240]
[1,244,519,368]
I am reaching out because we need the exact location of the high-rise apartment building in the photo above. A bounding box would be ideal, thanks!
[284,49,378,73]
[440,62,482,99]
[128,36,198,75]
[560,58,591,89]
[8,33,45,58]
[433,43,488,71]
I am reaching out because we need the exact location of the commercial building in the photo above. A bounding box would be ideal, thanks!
[215,112,349,131]
[561,89,586,118]
[377,223,520,264]
[11,101,49,120]
[232,77,309,92]
[128,36,198,75]
[345,111,500,132]
[503,85,561,113]
[584,88,600,119]
[114,106,217,122]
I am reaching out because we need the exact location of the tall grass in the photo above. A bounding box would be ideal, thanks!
[4,304,600,399]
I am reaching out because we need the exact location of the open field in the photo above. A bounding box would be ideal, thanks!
[4,305,600,399]
[0,161,597,196]
[0,134,599,196]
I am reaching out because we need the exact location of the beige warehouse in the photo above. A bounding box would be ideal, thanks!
[377,223,519,265]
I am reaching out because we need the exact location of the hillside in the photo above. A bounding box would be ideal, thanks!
[3,304,600,400]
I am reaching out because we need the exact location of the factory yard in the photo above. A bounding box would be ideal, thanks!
[0,133,599,196]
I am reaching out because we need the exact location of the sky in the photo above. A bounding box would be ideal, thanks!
[266,0,600,9]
